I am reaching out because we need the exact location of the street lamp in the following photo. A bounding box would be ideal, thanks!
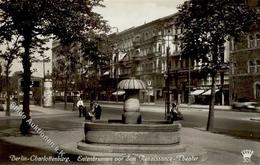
[164,31,171,121]
[163,72,168,119]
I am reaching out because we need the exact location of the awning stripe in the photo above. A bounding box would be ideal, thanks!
[117,78,146,90]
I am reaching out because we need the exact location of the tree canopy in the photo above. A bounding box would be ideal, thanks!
[0,0,109,135]
[175,0,258,131]
[176,0,257,73]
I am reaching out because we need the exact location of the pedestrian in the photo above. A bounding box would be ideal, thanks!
[92,102,102,120]
[77,98,84,117]
[72,96,77,111]
[170,102,183,123]
[84,106,94,121]
[90,100,94,110]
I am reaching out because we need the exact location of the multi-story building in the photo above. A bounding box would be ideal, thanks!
[229,1,260,103]
[109,14,230,104]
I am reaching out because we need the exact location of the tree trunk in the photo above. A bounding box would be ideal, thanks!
[206,73,216,131]
[64,77,68,109]
[5,66,10,116]
[53,82,56,105]
[20,33,32,135]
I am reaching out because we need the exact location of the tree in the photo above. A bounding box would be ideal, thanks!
[176,0,257,131]
[0,0,108,134]
[80,35,111,101]
[53,34,111,106]
[31,46,50,79]
[55,42,81,109]
[0,36,21,116]
[0,62,3,92]
[10,71,23,95]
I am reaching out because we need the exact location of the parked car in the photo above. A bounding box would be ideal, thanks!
[231,98,257,110]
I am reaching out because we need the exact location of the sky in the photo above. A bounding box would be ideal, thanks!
[96,0,185,31]
[9,0,185,77]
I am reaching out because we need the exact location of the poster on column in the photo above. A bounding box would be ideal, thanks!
[43,80,53,107]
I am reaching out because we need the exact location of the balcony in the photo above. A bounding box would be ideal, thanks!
[133,41,141,48]
[132,55,143,61]
[133,36,141,48]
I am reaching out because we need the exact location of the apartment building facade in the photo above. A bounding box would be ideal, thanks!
[109,14,230,104]
[229,1,260,103]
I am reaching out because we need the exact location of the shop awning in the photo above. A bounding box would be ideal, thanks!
[119,52,127,61]
[112,90,125,96]
[190,90,205,96]
[202,89,220,95]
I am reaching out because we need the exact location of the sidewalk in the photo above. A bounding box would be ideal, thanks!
[0,104,75,119]
[0,127,259,164]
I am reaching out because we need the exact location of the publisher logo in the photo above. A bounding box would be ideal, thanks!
[241,149,254,163]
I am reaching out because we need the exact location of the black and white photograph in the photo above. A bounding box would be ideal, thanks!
[0,0,259,164]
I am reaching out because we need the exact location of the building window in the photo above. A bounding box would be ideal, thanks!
[158,60,162,72]
[256,60,260,73]
[231,63,236,74]
[158,44,162,52]
[248,35,255,48]
[180,59,185,68]
[248,60,255,73]
[175,59,179,69]
[256,84,260,100]
[256,33,260,48]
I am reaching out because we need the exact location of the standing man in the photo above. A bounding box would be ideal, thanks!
[77,98,84,117]
[93,102,102,120]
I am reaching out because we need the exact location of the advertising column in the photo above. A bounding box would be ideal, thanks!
[43,78,53,107]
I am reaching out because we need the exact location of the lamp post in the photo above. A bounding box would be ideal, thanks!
[165,31,171,121]
[188,55,191,105]
[164,53,170,120]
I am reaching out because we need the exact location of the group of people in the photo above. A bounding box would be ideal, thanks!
[76,98,102,121]
[75,98,183,122]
